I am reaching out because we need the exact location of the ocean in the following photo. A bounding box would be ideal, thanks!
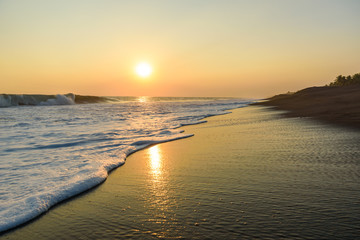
[0,94,250,232]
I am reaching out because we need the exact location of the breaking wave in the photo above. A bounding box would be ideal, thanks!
[0,96,251,232]
[0,94,111,107]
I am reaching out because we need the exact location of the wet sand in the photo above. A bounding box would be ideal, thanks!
[2,106,360,239]
[253,85,360,129]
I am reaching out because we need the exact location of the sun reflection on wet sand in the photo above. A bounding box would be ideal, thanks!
[146,145,179,237]
[149,145,162,177]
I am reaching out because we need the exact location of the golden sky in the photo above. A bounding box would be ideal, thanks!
[1,0,360,98]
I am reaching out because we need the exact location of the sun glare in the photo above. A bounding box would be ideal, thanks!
[149,145,162,176]
[135,62,152,78]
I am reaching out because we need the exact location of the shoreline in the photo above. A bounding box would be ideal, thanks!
[3,106,360,239]
[0,106,239,235]
[0,134,196,235]
[253,85,360,129]
[0,107,239,237]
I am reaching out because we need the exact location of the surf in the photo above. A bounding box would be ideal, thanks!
[0,97,251,232]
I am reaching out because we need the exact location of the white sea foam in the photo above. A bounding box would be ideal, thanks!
[0,97,251,232]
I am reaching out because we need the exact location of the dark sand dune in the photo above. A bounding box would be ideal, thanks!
[254,85,360,129]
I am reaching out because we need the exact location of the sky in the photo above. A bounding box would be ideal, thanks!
[1,0,360,98]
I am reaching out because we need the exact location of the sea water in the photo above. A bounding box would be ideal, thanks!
[0,95,250,232]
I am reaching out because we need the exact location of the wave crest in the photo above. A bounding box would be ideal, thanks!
[0,94,110,107]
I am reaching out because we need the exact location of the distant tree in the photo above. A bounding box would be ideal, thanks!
[330,75,345,86]
[329,73,360,86]
[352,73,360,84]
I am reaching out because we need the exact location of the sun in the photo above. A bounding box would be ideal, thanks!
[135,62,152,78]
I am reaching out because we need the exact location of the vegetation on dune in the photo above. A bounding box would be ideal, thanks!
[329,73,360,86]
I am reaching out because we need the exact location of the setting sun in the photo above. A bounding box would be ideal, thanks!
[135,62,152,78]
[2,1,360,238]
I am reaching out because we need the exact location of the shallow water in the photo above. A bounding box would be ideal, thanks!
[0,97,248,232]
[2,106,360,239]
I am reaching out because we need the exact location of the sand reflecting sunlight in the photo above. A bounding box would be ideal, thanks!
[149,145,163,177]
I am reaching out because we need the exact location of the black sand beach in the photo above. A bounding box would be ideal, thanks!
[2,106,360,239]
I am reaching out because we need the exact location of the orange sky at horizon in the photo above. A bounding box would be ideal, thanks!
[1,0,360,98]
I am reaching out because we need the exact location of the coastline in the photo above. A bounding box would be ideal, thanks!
[3,105,360,239]
[0,98,246,234]
[253,85,360,129]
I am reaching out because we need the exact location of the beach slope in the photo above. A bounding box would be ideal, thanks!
[253,85,360,128]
